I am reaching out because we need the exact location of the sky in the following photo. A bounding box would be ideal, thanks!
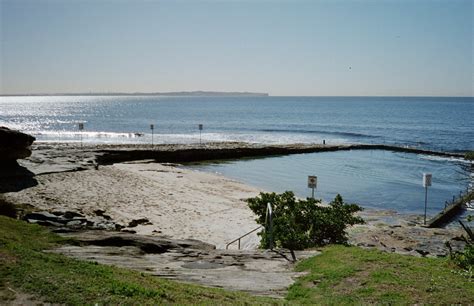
[0,0,472,96]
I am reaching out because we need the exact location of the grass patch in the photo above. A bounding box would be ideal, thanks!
[287,245,474,304]
[2,215,473,304]
[0,216,278,305]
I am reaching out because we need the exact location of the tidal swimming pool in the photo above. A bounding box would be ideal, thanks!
[186,150,470,216]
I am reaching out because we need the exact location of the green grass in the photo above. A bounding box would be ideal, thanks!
[2,215,473,305]
[287,245,474,304]
[0,216,278,305]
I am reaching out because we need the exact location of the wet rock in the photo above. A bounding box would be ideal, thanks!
[51,227,77,233]
[115,224,125,230]
[64,211,84,219]
[24,211,68,224]
[93,209,111,220]
[90,221,117,230]
[33,220,65,227]
[128,218,152,227]
[415,249,430,256]
[24,209,123,232]
[66,220,85,227]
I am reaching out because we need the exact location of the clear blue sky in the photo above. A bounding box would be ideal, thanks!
[1,0,472,96]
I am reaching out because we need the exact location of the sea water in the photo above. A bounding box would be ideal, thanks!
[0,96,472,152]
[1,95,472,214]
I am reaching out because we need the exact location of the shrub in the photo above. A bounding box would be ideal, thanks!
[246,191,364,252]
[452,243,474,270]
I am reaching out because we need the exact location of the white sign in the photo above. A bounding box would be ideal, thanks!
[150,124,154,130]
[78,123,84,130]
[423,173,432,187]
[308,175,317,189]
[198,124,203,130]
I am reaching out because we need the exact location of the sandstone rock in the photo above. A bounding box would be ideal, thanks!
[0,126,35,163]
[53,230,319,298]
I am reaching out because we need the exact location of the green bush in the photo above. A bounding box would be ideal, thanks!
[0,196,17,218]
[246,191,364,251]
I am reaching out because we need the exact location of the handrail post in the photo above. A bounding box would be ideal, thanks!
[266,202,273,250]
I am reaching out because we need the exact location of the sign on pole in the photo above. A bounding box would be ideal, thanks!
[423,173,432,188]
[422,173,432,225]
[308,175,317,199]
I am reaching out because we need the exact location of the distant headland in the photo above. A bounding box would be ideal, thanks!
[1,91,269,97]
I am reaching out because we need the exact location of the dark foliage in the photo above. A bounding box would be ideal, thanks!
[247,191,364,250]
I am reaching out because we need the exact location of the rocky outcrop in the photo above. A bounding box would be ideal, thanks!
[0,127,37,190]
[52,230,318,297]
[0,126,35,162]
[23,210,123,231]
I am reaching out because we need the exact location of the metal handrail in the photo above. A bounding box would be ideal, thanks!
[226,202,274,250]
[226,226,263,250]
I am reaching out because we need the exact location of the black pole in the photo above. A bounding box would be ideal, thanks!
[424,186,428,225]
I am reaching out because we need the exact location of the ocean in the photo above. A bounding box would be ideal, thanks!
[1,95,472,215]
[0,96,472,152]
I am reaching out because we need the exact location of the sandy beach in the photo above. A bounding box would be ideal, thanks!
[5,160,262,249]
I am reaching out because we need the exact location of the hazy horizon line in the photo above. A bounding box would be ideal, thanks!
[1,92,473,98]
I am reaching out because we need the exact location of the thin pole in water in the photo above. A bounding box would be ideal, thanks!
[198,124,203,145]
[78,122,84,148]
[150,124,154,147]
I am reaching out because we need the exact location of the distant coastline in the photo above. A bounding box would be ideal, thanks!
[1,91,269,97]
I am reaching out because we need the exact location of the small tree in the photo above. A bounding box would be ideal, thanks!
[247,191,364,255]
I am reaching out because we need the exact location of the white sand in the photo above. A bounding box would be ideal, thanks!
[6,162,262,249]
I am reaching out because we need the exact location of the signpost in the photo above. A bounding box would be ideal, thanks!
[308,175,317,199]
[78,122,84,148]
[198,124,203,144]
[150,124,154,146]
[423,173,432,225]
